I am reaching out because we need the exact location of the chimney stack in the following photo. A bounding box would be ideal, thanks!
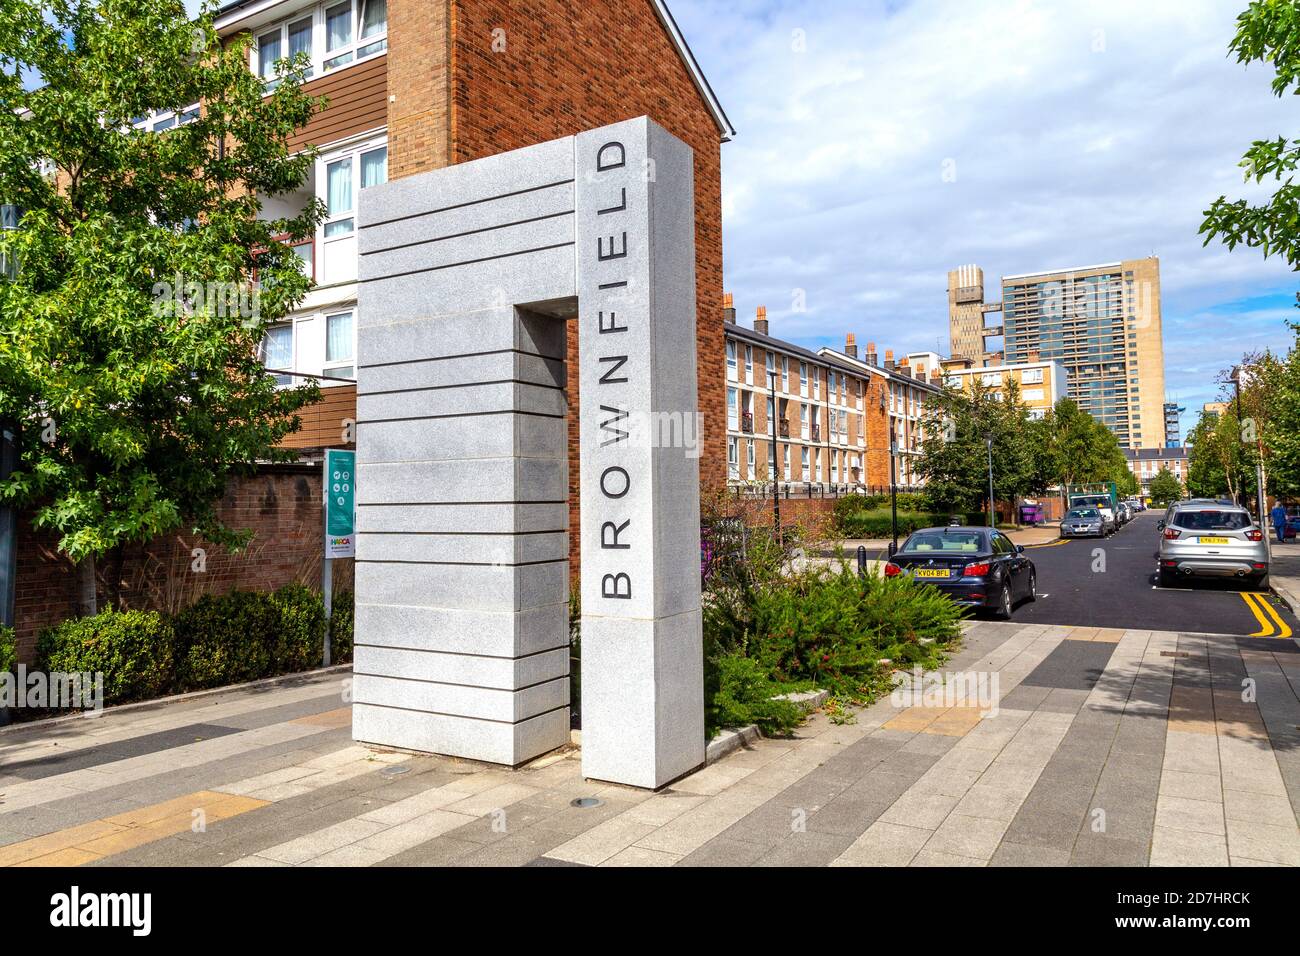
[845,332,858,359]
[866,341,878,366]
[723,291,736,325]
[754,305,768,336]
[885,348,895,370]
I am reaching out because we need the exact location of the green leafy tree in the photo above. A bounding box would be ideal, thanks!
[0,1,325,611]
[1148,467,1184,507]
[1202,0,1300,265]
[1028,397,1132,498]
[1190,398,1254,501]
[916,380,1037,516]
[1259,338,1300,497]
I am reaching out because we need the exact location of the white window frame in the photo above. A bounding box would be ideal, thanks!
[131,104,200,133]
[727,386,738,429]
[726,340,737,379]
[1,204,18,280]
[255,11,316,87]
[322,309,356,381]
[744,345,752,382]
[316,133,388,284]
[251,0,388,86]
[261,323,296,387]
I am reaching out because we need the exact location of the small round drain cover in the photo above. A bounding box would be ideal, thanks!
[570,797,604,809]
[381,765,411,777]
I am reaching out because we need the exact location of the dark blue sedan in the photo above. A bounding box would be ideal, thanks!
[884,526,1037,620]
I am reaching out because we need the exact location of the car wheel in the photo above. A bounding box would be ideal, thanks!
[994,584,1013,620]
[1026,570,1037,602]
[1159,567,1177,589]
[1256,573,1269,591]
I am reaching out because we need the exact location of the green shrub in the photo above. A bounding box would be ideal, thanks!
[705,562,963,705]
[270,584,327,674]
[893,492,928,512]
[174,585,326,689]
[35,609,174,705]
[704,649,805,739]
[832,493,882,530]
[837,510,952,538]
[0,623,16,674]
[329,589,354,664]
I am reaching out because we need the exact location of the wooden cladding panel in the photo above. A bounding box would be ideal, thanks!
[288,55,388,151]
[281,385,356,449]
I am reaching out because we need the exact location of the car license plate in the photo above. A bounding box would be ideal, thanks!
[1198,536,1230,545]
[914,569,949,578]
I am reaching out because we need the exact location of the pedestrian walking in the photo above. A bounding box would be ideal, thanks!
[1271,501,1288,544]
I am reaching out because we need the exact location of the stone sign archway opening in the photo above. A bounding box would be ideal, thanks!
[351,117,704,790]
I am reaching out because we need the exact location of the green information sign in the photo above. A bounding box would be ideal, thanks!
[324,448,356,559]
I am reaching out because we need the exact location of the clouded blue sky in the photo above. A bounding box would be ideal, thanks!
[130,0,1300,438]
[668,0,1297,439]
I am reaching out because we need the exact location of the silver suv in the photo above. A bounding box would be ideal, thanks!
[1157,503,1268,588]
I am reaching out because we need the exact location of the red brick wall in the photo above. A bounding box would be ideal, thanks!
[448,0,727,571]
[11,467,351,664]
[388,0,451,178]
[864,376,891,488]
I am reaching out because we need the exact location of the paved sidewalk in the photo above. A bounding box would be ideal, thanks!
[1268,546,1300,615]
[1,622,1297,867]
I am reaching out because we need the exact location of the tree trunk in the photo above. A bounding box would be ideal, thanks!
[75,554,97,617]
[106,544,125,611]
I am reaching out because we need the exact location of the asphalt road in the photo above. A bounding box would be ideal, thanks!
[1011,510,1297,637]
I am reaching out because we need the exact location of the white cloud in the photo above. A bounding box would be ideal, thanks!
[674,0,1299,438]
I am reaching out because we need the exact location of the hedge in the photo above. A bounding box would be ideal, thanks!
[29,585,337,709]
[838,510,979,538]
[36,609,175,705]
[0,623,15,674]
[173,584,326,689]
[330,590,354,664]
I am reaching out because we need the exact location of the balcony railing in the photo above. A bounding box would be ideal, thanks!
[811,423,821,441]
[741,411,754,434]
[778,420,790,438]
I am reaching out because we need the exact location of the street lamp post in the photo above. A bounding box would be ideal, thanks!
[768,368,780,542]
[985,431,995,529]
[880,390,899,554]
[889,421,899,555]
[1230,368,1267,534]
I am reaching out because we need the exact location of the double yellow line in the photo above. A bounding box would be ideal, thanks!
[1243,592,1293,638]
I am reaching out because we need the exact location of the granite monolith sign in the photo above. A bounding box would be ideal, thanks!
[352,117,704,789]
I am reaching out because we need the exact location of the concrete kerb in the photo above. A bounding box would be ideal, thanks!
[1268,575,1300,614]
[704,688,831,766]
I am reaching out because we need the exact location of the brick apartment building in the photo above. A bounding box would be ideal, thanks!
[222,0,734,561]
[939,357,1069,420]
[1125,446,1188,496]
[723,298,941,494]
[11,0,734,653]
